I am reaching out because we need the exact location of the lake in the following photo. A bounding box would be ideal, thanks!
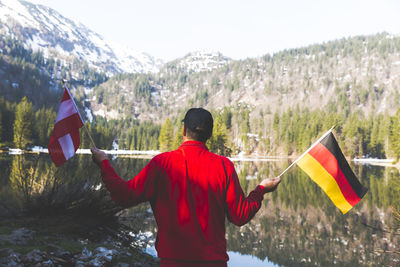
[0,153,399,266]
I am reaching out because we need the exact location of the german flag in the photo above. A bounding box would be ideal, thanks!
[296,130,368,214]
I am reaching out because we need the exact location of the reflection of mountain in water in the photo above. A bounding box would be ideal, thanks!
[227,161,400,266]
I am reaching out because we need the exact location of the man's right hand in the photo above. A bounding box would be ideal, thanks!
[91,147,108,166]
[259,177,281,193]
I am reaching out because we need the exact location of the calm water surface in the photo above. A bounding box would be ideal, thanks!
[1,154,399,266]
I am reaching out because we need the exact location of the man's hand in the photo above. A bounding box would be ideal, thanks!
[91,147,108,166]
[259,177,281,193]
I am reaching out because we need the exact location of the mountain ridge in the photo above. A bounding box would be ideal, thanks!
[1,1,400,134]
[0,0,162,74]
[87,32,400,124]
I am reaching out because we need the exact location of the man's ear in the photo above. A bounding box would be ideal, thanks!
[182,126,187,137]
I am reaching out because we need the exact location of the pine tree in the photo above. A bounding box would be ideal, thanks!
[13,97,34,149]
[159,117,173,152]
[34,107,56,147]
[173,125,183,149]
[0,97,15,144]
[389,110,400,162]
[207,115,231,156]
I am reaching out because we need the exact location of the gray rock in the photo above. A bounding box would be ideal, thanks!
[47,244,71,258]
[78,247,93,261]
[35,259,55,267]
[93,246,118,262]
[0,249,23,267]
[0,259,22,267]
[88,257,106,266]
[23,249,44,264]
[0,228,35,246]
[45,259,57,266]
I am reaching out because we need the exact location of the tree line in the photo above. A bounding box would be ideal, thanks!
[1,97,160,151]
[270,107,400,160]
[6,94,400,164]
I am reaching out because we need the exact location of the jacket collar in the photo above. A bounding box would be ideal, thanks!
[179,140,208,150]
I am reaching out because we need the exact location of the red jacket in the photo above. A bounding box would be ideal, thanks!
[100,141,265,263]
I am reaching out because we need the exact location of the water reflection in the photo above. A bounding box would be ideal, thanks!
[0,154,399,266]
[0,154,118,216]
[228,160,400,266]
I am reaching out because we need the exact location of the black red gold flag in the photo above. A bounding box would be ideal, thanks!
[296,130,368,214]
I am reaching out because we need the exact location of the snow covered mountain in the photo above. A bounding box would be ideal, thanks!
[172,51,231,73]
[0,0,162,74]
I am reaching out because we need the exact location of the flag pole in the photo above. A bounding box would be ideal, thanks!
[278,126,335,178]
[83,123,97,148]
[62,80,97,148]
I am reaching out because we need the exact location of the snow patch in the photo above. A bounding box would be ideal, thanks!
[84,107,93,123]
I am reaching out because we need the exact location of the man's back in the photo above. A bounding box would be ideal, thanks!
[100,141,265,263]
[152,141,230,261]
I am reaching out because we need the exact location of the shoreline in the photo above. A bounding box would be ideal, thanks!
[1,148,398,166]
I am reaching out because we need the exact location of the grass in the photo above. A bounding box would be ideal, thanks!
[55,241,114,254]
[0,226,15,235]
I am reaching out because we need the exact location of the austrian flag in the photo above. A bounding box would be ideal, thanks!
[48,87,84,167]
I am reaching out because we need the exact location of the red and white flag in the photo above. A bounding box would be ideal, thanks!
[48,87,84,167]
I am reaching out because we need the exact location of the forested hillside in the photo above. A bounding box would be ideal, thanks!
[90,33,400,119]
[0,35,107,108]
[0,36,159,150]
[2,32,400,159]
[87,33,400,158]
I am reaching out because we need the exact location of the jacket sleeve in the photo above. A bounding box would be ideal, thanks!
[100,158,158,207]
[224,158,265,226]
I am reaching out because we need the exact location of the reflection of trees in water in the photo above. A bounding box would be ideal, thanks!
[227,161,400,266]
[109,157,158,235]
[0,155,152,218]
[2,156,399,265]
[1,155,122,217]
[9,155,39,203]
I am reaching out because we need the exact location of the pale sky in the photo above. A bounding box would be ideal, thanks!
[28,0,400,61]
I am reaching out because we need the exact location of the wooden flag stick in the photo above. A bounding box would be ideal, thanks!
[62,80,97,148]
[278,126,335,178]
[83,123,97,148]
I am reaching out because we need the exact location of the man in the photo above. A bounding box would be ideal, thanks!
[91,108,281,266]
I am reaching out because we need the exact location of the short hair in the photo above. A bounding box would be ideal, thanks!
[182,108,213,142]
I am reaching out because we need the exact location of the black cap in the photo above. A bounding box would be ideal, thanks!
[182,108,213,140]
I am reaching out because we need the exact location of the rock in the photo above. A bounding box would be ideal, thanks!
[88,257,105,266]
[47,244,71,259]
[0,248,23,267]
[78,247,93,261]
[114,263,130,267]
[94,247,108,254]
[35,259,55,267]
[23,249,45,264]
[75,260,85,267]
[93,246,118,262]
[0,228,35,246]
[48,256,68,265]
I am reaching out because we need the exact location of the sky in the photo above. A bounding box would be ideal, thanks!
[28,0,400,61]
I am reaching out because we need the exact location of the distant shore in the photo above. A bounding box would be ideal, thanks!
[1,147,398,167]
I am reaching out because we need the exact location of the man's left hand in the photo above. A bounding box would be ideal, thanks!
[259,177,281,193]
